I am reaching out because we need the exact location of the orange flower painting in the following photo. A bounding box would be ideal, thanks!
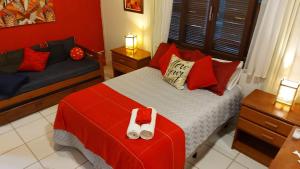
[124,0,143,14]
[0,0,55,28]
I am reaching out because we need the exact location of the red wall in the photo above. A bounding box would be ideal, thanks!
[0,0,104,52]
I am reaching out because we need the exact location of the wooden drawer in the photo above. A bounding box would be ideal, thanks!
[112,53,138,69]
[240,106,293,137]
[112,62,135,74]
[237,118,286,148]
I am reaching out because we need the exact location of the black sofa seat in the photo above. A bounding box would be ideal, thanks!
[15,58,99,95]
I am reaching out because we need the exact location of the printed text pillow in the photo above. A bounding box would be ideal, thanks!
[163,55,194,90]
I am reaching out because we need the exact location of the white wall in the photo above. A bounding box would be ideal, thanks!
[238,72,263,97]
[101,0,154,63]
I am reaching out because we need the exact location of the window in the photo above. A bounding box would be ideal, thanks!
[169,0,260,61]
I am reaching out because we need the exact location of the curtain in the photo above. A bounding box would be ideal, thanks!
[245,0,290,78]
[245,0,300,99]
[151,0,173,55]
[263,0,300,94]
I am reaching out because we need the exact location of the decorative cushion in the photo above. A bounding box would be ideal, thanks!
[208,59,240,96]
[163,55,194,90]
[180,50,206,62]
[70,47,85,60]
[0,49,24,73]
[33,44,67,65]
[48,44,68,64]
[149,43,171,69]
[47,37,75,56]
[18,48,50,72]
[212,58,243,90]
[0,73,29,97]
[159,43,181,75]
[187,56,217,90]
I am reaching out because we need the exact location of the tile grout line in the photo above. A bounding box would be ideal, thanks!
[0,143,25,156]
[225,160,234,169]
[11,112,44,129]
[0,123,14,136]
[233,154,251,169]
[0,107,58,169]
[211,145,238,160]
[40,112,56,125]
[11,120,41,169]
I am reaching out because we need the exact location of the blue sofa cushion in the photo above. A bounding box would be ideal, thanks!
[0,49,24,73]
[0,73,29,98]
[47,37,75,56]
[16,58,99,94]
[33,44,67,65]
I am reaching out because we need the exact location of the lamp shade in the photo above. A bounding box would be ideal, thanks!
[276,79,300,106]
[125,34,137,50]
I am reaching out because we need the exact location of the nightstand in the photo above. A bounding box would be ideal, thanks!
[269,127,300,169]
[111,47,151,77]
[232,89,300,166]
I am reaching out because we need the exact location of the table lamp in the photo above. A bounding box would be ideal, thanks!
[125,34,137,52]
[276,79,299,107]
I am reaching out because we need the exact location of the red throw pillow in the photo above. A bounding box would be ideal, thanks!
[135,108,152,125]
[70,47,85,60]
[18,48,50,72]
[159,43,181,75]
[187,56,217,90]
[180,50,206,62]
[149,43,172,69]
[208,59,240,96]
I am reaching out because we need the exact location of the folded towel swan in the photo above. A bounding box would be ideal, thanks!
[126,107,157,140]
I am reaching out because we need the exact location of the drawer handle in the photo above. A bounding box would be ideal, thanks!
[261,134,274,141]
[264,121,279,129]
[119,59,125,63]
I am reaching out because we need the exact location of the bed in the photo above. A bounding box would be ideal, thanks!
[53,67,242,169]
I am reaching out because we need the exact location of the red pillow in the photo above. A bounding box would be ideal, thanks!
[70,47,85,60]
[180,50,206,61]
[149,43,172,69]
[18,48,50,72]
[187,57,217,90]
[208,59,240,96]
[158,43,181,75]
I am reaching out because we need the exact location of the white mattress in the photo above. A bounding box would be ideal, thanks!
[54,67,242,168]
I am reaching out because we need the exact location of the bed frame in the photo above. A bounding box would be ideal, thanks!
[0,46,105,126]
[190,117,237,159]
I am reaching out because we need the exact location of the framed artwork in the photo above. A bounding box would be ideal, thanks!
[124,0,143,14]
[0,0,56,29]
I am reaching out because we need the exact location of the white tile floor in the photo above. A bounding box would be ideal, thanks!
[0,65,268,169]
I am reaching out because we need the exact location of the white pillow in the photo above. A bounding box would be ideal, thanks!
[212,58,244,90]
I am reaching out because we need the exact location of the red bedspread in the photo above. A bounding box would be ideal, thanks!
[54,84,185,169]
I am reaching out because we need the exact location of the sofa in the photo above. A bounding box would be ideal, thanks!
[0,37,104,125]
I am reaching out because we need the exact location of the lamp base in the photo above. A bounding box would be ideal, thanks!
[125,48,137,56]
[274,101,295,112]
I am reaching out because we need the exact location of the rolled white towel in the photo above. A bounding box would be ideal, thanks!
[140,108,157,140]
[126,108,141,139]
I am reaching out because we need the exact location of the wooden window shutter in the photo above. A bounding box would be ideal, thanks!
[211,0,257,58]
[169,0,183,41]
[184,0,211,47]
